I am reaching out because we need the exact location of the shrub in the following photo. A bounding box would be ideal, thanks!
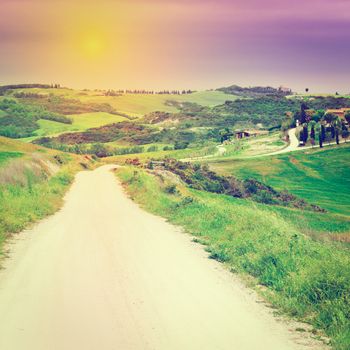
[147,145,158,152]
[174,141,190,150]
[164,184,178,195]
[176,196,195,207]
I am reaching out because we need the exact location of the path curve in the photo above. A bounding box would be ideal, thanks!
[0,165,326,350]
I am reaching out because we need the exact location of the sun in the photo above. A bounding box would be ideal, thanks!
[81,34,106,59]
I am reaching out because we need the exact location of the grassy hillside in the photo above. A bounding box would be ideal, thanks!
[117,166,350,350]
[8,88,239,116]
[209,144,350,216]
[0,151,23,165]
[81,90,239,116]
[0,136,93,259]
[22,112,129,141]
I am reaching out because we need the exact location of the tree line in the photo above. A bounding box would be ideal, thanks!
[104,89,194,96]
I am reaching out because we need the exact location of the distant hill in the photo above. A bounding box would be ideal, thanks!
[217,85,292,97]
[0,84,61,96]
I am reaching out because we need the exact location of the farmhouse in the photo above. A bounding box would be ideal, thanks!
[234,129,268,139]
[325,108,350,120]
[278,86,292,95]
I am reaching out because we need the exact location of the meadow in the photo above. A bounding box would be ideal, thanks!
[22,112,129,141]
[209,144,350,216]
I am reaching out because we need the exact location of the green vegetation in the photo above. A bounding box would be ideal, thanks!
[0,99,71,138]
[0,169,74,250]
[153,158,325,211]
[117,166,350,350]
[22,112,129,141]
[18,94,128,117]
[5,86,349,160]
[8,87,239,116]
[1,84,350,348]
[0,151,23,165]
[77,90,240,116]
[0,136,92,260]
[217,84,292,97]
[209,144,350,216]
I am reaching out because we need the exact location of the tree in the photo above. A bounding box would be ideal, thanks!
[330,125,335,139]
[335,128,340,144]
[321,124,326,143]
[309,121,316,146]
[334,117,341,145]
[342,128,349,143]
[345,111,350,125]
[319,132,323,148]
[312,110,325,122]
[310,122,315,139]
[300,103,308,124]
[323,113,337,125]
[302,123,308,144]
[219,128,232,143]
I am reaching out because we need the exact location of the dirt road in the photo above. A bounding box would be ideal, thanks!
[264,128,299,156]
[0,165,325,350]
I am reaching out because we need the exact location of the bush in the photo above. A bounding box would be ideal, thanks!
[90,143,111,158]
[147,145,158,152]
[174,141,190,150]
[176,196,195,207]
[164,184,178,195]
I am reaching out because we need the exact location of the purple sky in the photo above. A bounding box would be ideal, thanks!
[0,0,349,92]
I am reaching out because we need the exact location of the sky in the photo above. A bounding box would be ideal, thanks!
[0,0,350,92]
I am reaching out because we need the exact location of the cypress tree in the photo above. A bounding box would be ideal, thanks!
[331,125,335,139]
[303,125,308,143]
[321,125,326,142]
[310,126,315,139]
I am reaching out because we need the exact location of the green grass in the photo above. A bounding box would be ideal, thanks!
[0,136,92,261]
[0,151,23,166]
[168,90,239,106]
[0,170,74,251]
[80,92,238,116]
[21,112,129,141]
[209,144,350,216]
[117,166,350,350]
[69,112,127,128]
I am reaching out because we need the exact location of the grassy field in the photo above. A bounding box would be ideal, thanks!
[116,166,350,350]
[78,91,240,116]
[21,112,129,141]
[209,144,350,216]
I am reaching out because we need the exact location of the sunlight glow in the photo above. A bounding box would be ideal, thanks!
[80,34,106,59]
